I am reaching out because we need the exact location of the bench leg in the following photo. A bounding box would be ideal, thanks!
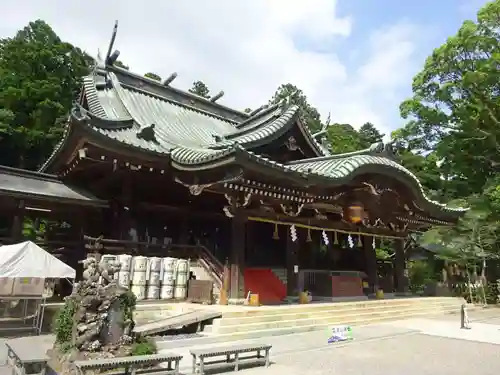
[257,350,261,358]
[234,353,239,372]
[130,367,137,375]
[226,354,231,362]
[174,359,180,375]
[199,358,205,375]
[191,354,196,375]
[265,349,270,367]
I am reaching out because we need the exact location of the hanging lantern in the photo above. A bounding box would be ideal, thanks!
[357,234,363,247]
[344,203,365,224]
[333,231,339,245]
[272,223,280,240]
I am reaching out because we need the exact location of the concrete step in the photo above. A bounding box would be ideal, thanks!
[219,297,465,318]
[155,308,464,349]
[210,305,461,334]
[213,302,465,327]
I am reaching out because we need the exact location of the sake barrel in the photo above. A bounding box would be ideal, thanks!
[131,270,147,286]
[117,254,132,272]
[133,256,148,271]
[174,284,187,299]
[149,257,162,272]
[162,257,177,273]
[146,285,160,300]
[176,259,189,273]
[176,271,188,286]
[131,284,146,301]
[149,271,161,286]
[117,271,131,288]
[160,284,174,300]
[161,271,175,286]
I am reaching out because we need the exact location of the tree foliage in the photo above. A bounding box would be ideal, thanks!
[189,80,211,99]
[144,72,161,81]
[399,0,500,261]
[269,83,322,133]
[0,20,92,169]
[398,0,500,196]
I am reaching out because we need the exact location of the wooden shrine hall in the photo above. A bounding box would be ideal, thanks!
[0,31,466,303]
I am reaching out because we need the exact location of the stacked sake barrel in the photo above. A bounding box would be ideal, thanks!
[160,257,176,300]
[174,258,189,299]
[116,254,132,288]
[130,256,148,301]
[147,257,162,300]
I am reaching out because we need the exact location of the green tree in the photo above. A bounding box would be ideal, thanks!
[327,124,364,154]
[398,0,500,196]
[144,72,161,81]
[244,108,252,113]
[358,122,384,147]
[269,83,322,132]
[114,60,129,70]
[189,80,211,99]
[0,20,92,169]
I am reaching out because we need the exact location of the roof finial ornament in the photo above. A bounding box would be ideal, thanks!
[210,91,225,103]
[136,124,159,144]
[163,72,178,86]
[312,112,331,139]
[105,20,120,66]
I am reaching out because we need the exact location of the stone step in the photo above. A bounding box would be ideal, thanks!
[219,297,465,318]
[210,305,461,334]
[213,301,465,327]
[156,308,466,349]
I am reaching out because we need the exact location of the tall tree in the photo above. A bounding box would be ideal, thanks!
[398,0,500,196]
[0,20,92,169]
[327,124,364,154]
[189,80,211,99]
[144,72,161,81]
[358,122,384,147]
[269,83,322,132]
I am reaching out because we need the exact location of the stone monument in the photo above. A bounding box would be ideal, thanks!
[48,255,141,373]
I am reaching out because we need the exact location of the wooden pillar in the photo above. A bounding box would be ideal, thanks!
[394,238,408,294]
[10,200,25,243]
[363,236,378,294]
[229,211,246,300]
[286,226,300,297]
[119,175,133,240]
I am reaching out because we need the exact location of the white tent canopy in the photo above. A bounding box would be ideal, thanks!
[0,241,75,279]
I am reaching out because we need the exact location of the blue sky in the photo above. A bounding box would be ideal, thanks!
[0,0,490,135]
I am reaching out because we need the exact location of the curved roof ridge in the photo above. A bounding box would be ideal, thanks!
[224,105,296,140]
[108,65,249,122]
[83,73,108,118]
[234,103,281,129]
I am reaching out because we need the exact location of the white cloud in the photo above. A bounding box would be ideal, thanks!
[0,0,424,134]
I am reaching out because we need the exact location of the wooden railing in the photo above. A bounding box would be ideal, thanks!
[166,244,223,287]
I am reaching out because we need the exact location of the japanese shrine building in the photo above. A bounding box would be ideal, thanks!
[0,45,465,303]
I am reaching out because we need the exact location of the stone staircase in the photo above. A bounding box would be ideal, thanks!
[271,268,287,286]
[204,297,469,337]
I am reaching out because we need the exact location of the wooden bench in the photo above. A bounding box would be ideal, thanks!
[73,353,183,375]
[5,338,50,375]
[190,343,272,375]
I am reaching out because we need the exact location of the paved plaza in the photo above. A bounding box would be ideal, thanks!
[1,308,499,375]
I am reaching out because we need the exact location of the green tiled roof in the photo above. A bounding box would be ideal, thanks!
[39,66,464,217]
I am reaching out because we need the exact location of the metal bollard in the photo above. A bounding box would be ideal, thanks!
[460,303,471,329]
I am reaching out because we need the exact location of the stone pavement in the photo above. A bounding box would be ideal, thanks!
[0,308,499,375]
